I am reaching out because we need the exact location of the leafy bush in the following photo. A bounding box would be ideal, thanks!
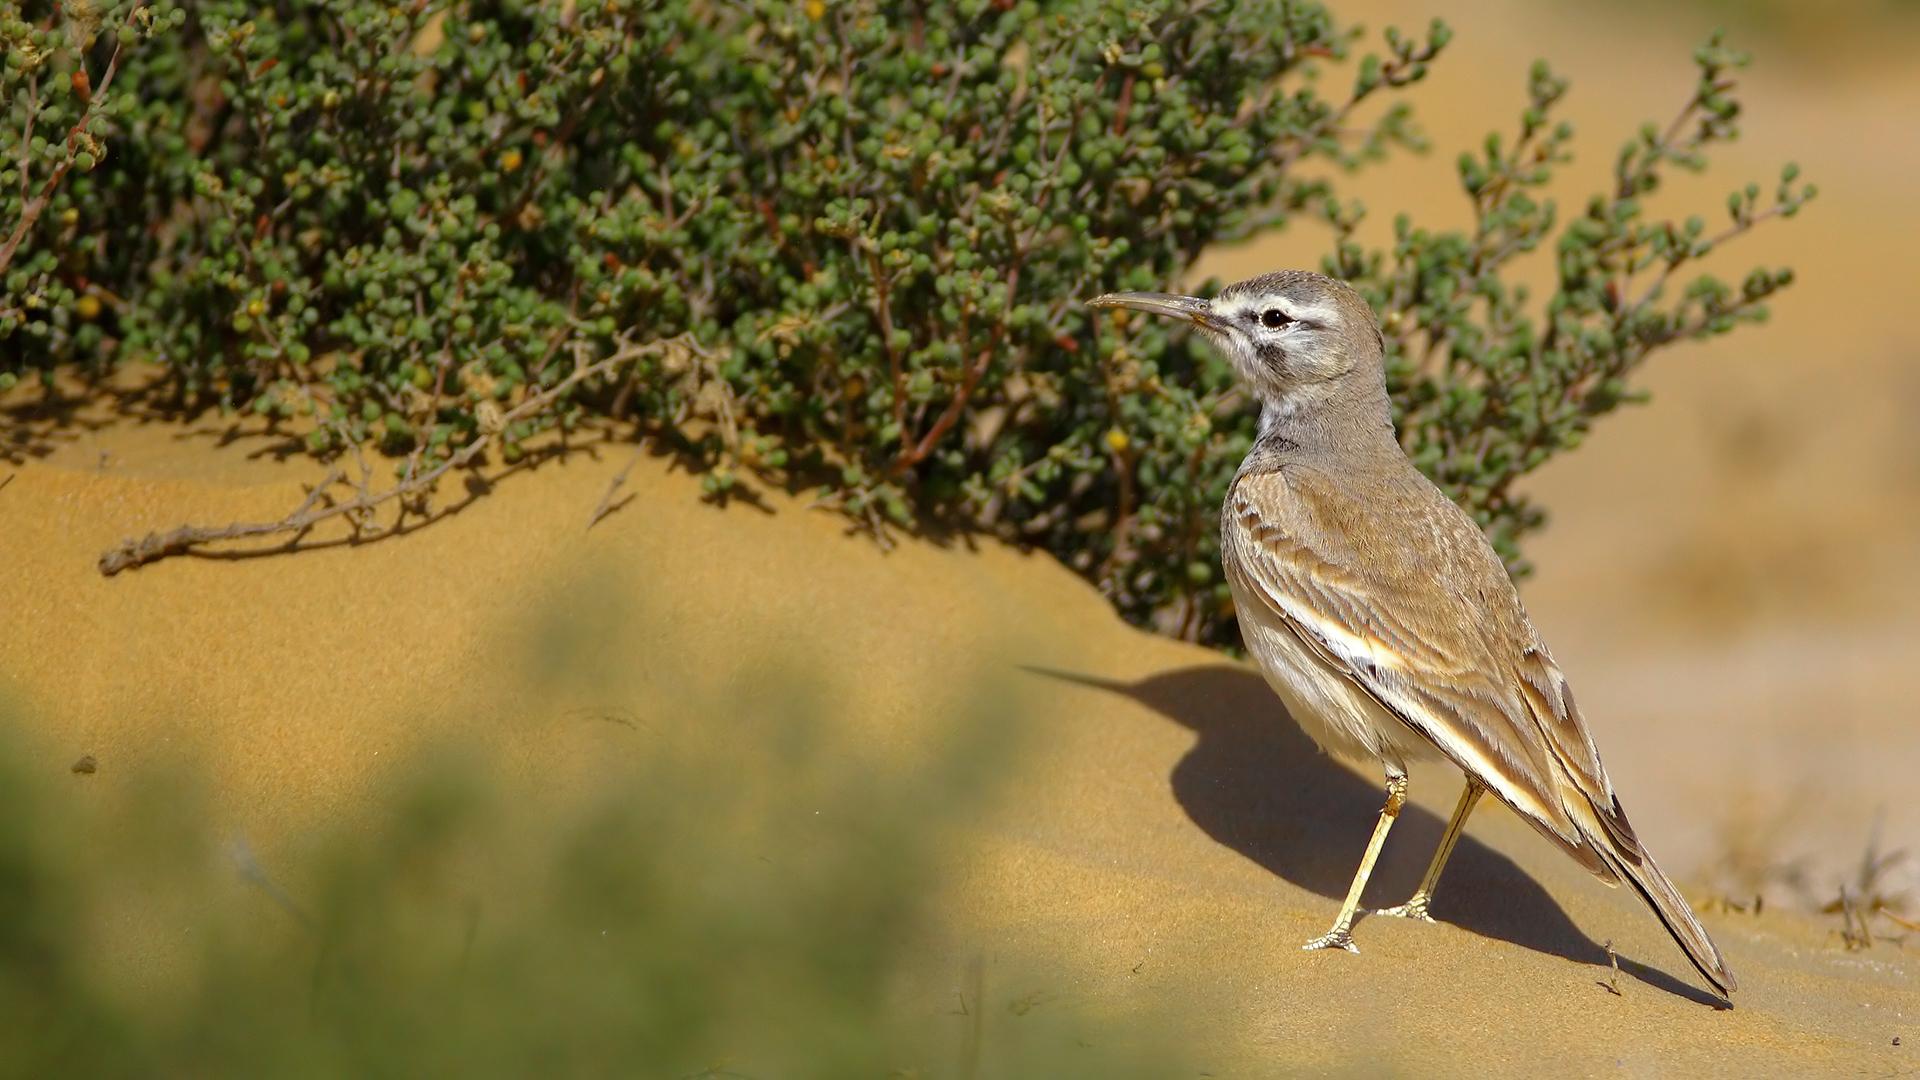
[0,0,1808,647]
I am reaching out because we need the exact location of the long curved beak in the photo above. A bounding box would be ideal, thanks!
[1085,291,1226,332]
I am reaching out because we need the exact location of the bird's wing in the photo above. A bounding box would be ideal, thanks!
[1507,612,1736,993]
[1226,469,1626,875]
[1508,640,1642,856]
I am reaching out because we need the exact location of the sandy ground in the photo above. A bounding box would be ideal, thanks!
[4,1,1919,1074]
[1,417,1914,1076]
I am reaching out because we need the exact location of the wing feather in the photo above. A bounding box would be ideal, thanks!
[1226,469,1618,872]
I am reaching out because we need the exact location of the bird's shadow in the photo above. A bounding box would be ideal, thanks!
[1031,663,1725,1008]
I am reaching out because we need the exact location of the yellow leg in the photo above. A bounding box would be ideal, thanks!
[1376,779,1484,922]
[1304,769,1408,953]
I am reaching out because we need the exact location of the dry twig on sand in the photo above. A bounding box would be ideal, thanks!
[1598,940,1623,996]
[1823,811,1912,951]
[586,443,650,532]
[97,333,709,575]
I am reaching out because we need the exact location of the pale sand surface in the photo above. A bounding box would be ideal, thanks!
[1,418,1913,1077]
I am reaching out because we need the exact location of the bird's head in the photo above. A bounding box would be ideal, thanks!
[1086,270,1384,414]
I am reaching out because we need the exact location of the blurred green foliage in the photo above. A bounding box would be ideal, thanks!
[1,0,1807,646]
[0,671,1185,1077]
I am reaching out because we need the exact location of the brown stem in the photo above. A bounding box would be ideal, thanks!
[887,319,1003,478]
[0,15,135,276]
[887,255,1022,477]
[1268,37,1435,173]
[98,333,707,575]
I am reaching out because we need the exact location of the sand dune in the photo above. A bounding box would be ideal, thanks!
[1,416,1912,1075]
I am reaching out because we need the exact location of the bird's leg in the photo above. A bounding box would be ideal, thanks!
[1304,767,1408,953]
[1376,779,1484,922]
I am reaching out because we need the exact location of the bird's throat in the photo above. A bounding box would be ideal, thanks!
[1253,374,1397,464]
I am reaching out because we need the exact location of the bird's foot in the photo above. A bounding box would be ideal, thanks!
[1302,927,1360,953]
[1372,897,1435,923]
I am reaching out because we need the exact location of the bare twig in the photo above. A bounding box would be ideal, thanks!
[586,441,648,530]
[1267,29,1445,173]
[1822,809,1912,950]
[98,333,706,575]
[1833,884,1871,950]
[1598,940,1622,996]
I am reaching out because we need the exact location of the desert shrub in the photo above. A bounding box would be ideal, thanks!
[0,0,1809,646]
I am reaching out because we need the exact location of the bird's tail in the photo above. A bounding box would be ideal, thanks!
[1594,842,1737,997]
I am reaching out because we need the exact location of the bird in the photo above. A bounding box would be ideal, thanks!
[1086,270,1736,998]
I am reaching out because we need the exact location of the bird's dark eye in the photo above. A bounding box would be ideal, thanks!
[1261,309,1292,329]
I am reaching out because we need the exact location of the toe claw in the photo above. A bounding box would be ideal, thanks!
[1373,901,1435,923]
[1303,930,1360,953]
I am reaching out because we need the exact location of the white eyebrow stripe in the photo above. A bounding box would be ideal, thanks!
[1277,299,1340,324]
[1217,297,1341,326]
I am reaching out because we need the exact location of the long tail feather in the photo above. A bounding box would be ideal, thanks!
[1595,844,1736,996]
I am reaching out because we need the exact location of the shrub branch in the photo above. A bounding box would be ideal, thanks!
[97,333,709,574]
